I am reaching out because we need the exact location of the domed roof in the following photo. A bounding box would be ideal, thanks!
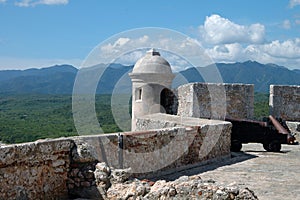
[132,49,173,74]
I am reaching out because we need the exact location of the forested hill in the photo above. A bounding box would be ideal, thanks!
[0,65,77,94]
[0,64,133,94]
[0,61,299,94]
[293,69,300,74]
[179,61,300,92]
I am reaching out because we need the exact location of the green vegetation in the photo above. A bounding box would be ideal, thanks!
[0,93,269,144]
[0,94,74,143]
[0,94,129,144]
[253,92,269,120]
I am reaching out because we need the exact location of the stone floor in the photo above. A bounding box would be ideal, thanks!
[160,143,300,200]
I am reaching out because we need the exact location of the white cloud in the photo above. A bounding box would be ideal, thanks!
[96,35,211,67]
[15,0,68,7]
[112,50,144,66]
[205,43,244,62]
[295,19,300,25]
[195,14,300,69]
[260,39,300,59]
[94,27,295,71]
[109,35,300,70]
[114,37,130,47]
[100,37,131,54]
[0,0,6,3]
[98,35,200,71]
[289,0,300,8]
[112,49,192,72]
[199,14,265,45]
[100,35,204,57]
[204,39,300,69]
[282,20,291,29]
[56,15,300,71]
[244,43,300,69]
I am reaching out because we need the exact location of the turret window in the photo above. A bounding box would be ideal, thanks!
[136,88,142,101]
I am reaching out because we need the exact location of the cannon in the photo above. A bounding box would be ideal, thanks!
[226,115,298,152]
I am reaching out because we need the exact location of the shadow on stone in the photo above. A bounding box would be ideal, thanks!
[148,151,258,181]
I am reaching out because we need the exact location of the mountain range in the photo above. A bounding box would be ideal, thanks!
[180,61,300,92]
[0,61,299,94]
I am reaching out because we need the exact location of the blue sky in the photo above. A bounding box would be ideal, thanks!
[0,0,300,69]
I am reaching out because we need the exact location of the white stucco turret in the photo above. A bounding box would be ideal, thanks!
[129,49,175,130]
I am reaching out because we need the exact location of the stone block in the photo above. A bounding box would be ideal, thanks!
[177,83,254,120]
[270,85,300,121]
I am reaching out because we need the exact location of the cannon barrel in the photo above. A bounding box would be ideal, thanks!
[269,115,297,144]
[225,117,268,127]
[268,115,289,134]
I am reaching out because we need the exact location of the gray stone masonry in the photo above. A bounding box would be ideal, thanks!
[270,85,300,121]
[0,118,231,200]
[0,138,73,200]
[177,83,254,120]
[135,113,232,177]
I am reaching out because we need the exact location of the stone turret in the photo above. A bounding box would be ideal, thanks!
[129,49,175,130]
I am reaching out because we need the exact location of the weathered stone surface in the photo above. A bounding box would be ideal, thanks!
[95,163,256,200]
[0,123,231,200]
[71,138,98,163]
[94,162,111,186]
[68,140,100,199]
[177,83,254,120]
[105,172,258,200]
[196,143,300,200]
[270,85,300,121]
[0,138,73,200]
[134,113,231,177]
[110,168,131,184]
[0,137,270,200]
[286,121,300,141]
[107,179,151,199]
[95,162,111,173]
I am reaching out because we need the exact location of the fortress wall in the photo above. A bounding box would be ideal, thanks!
[0,138,73,200]
[0,120,231,199]
[269,85,300,121]
[123,127,204,177]
[177,83,254,119]
[134,113,231,177]
[69,121,230,180]
[67,134,120,198]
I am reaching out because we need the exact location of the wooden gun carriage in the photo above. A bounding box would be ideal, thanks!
[227,115,298,152]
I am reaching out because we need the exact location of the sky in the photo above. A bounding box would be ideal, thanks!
[1,0,300,70]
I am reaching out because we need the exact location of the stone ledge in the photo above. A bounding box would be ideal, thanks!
[136,113,231,129]
[0,138,74,167]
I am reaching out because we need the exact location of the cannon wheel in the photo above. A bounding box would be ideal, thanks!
[231,140,242,152]
[263,140,281,152]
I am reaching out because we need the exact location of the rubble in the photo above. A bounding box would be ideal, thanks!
[92,162,258,200]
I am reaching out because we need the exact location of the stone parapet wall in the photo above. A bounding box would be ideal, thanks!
[69,123,230,178]
[0,119,231,199]
[135,113,232,176]
[270,85,300,121]
[177,83,254,119]
[0,138,73,200]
